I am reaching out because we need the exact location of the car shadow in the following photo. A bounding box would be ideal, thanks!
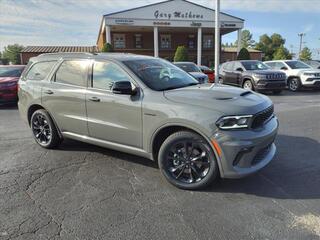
[207,134,320,200]
[0,102,18,110]
[58,139,158,169]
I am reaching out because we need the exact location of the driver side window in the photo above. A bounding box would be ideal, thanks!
[92,61,132,90]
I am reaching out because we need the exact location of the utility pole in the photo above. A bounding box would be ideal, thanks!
[214,0,220,86]
[298,33,305,59]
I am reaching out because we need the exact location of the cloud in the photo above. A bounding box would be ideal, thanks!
[303,24,314,33]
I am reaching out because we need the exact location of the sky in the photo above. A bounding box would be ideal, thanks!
[0,0,319,59]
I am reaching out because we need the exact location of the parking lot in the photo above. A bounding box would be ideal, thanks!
[0,90,319,240]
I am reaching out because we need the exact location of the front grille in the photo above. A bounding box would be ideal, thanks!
[251,105,274,129]
[314,73,320,77]
[266,73,285,80]
[197,77,205,83]
[252,144,272,165]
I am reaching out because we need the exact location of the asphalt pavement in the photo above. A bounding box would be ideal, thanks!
[0,90,319,240]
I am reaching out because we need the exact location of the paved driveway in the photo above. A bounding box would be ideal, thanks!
[0,90,320,240]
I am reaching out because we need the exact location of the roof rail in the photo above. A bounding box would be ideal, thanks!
[37,52,94,57]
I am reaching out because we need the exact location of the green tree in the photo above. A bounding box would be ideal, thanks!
[255,33,286,61]
[101,43,114,52]
[174,45,188,62]
[237,48,251,60]
[2,44,24,64]
[235,29,255,48]
[273,45,292,60]
[299,47,312,60]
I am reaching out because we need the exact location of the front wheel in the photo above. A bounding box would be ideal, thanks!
[30,109,62,149]
[243,80,254,90]
[288,78,301,92]
[158,131,219,190]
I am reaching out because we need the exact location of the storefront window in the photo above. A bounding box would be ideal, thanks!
[113,34,126,49]
[203,35,213,49]
[135,34,142,49]
[188,35,195,49]
[160,34,171,49]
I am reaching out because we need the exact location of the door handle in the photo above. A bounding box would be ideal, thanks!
[89,96,101,102]
[44,90,54,95]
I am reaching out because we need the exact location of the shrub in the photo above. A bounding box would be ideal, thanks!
[101,43,114,52]
[174,45,188,62]
[237,48,251,60]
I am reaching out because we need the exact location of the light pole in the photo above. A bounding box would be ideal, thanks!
[214,0,220,85]
[298,33,305,59]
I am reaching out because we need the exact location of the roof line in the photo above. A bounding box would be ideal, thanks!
[103,0,244,22]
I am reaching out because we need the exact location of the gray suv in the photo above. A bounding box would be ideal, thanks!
[18,53,278,190]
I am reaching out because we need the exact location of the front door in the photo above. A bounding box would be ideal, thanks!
[86,60,142,148]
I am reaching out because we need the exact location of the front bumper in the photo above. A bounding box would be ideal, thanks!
[255,80,286,90]
[212,116,278,179]
[302,78,320,88]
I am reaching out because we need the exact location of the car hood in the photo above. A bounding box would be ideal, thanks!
[247,70,284,75]
[164,84,272,115]
[0,77,19,83]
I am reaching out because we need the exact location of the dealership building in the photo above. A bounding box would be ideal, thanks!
[20,0,263,65]
[96,0,254,66]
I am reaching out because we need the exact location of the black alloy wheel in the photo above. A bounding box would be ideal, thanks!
[159,131,219,190]
[30,109,62,148]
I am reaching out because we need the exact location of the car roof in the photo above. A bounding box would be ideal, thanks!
[30,52,157,62]
[173,62,196,65]
[0,65,25,67]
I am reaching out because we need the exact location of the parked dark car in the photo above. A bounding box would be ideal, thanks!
[219,60,286,94]
[0,65,25,103]
[199,65,215,83]
[174,62,209,84]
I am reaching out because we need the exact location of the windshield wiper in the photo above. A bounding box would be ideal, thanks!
[162,82,199,91]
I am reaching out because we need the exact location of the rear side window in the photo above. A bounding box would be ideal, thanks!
[26,61,56,80]
[55,60,88,87]
[223,62,234,71]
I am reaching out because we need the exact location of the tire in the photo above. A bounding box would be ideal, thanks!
[243,80,254,91]
[218,77,223,84]
[272,90,282,94]
[288,78,301,92]
[30,109,62,149]
[158,131,219,190]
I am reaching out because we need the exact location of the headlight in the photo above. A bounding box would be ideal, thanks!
[303,72,315,76]
[216,115,253,130]
[253,73,266,80]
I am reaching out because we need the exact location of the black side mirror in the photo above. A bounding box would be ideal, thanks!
[281,66,288,70]
[112,81,135,95]
[236,68,243,72]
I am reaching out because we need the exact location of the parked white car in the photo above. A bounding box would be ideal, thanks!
[264,60,320,91]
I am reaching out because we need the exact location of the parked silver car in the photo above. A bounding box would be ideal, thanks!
[18,53,278,190]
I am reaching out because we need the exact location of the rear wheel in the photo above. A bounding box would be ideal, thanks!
[30,109,62,149]
[243,80,254,90]
[158,131,219,190]
[288,78,301,92]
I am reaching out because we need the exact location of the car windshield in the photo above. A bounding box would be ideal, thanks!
[175,63,201,73]
[241,61,269,71]
[123,59,199,91]
[285,61,311,69]
[0,67,24,77]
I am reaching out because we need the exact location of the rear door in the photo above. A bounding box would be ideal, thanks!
[86,60,142,148]
[221,62,234,84]
[41,59,89,136]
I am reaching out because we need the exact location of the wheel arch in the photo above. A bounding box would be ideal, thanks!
[27,104,63,138]
[241,77,254,87]
[150,123,223,176]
